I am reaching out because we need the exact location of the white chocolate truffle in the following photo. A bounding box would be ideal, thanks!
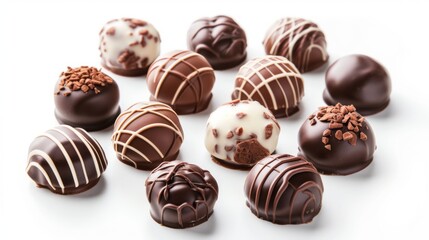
[99,18,161,76]
[205,100,280,169]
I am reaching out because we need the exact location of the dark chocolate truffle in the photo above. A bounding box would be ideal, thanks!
[205,100,280,169]
[298,103,376,175]
[323,54,391,115]
[244,154,323,224]
[146,161,219,228]
[187,15,247,70]
[232,56,304,118]
[99,18,161,76]
[26,125,107,195]
[112,102,184,170]
[263,18,328,73]
[54,66,120,131]
[147,50,216,114]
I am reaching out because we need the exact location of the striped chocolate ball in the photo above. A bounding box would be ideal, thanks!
[26,125,107,195]
[232,56,304,118]
[112,102,184,170]
[146,50,216,114]
[244,154,323,224]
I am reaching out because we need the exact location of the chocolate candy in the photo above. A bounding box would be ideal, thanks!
[323,54,392,115]
[298,103,376,175]
[54,66,120,131]
[205,100,280,169]
[187,15,247,70]
[147,50,216,114]
[263,18,328,73]
[99,18,161,76]
[244,154,323,224]
[26,125,107,195]
[112,102,184,170]
[232,56,304,118]
[146,161,218,228]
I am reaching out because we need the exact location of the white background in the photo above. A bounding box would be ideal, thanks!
[1,0,428,239]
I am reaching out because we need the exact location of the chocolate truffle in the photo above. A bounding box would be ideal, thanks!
[26,125,107,195]
[146,161,219,228]
[54,66,120,131]
[99,18,161,76]
[187,15,247,70]
[205,100,280,169]
[323,54,391,115]
[298,103,376,175]
[147,50,216,114]
[263,18,328,73]
[112,102,184,170]
[244,154,323,224]
[232,56,304,118]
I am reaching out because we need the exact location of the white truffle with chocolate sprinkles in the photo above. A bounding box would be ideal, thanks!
[99,18,161,76]
[204,100,280,169]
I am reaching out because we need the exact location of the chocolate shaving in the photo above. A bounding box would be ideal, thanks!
[249,133,257,139]
[212,129,218,138]
[310,119,316,126]
[265,124,273,139]
[226,131,234,139]
[106,27,115,36]
[214,144,218,153]
[224,145,234,152]
[56,66,113,95]
[236,112,247,119]
[235,127,243,136]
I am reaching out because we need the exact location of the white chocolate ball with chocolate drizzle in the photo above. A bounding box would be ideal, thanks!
[99,18,161,76]
[204,100,280,169]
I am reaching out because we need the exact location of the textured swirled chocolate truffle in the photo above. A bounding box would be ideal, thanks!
[232,56,304,118]
[147,50,216,114]
[146,161,219,228]
[112,102,184,170]
[298,103,376,175]
[244,154,323,224]
[263,18,328,73]
[54,66,120,131]
[187,15,247,70]
[99,18,161,76]
[26,125,107,195]
[205,100,280,169]
[323,54,391,115]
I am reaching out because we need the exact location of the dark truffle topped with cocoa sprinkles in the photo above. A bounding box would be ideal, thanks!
[54,66,120,131]
[298,103,376,175]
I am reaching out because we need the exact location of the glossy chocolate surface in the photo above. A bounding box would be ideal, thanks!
[54,67,120,131]
[298,104,376,175]
[263,18,328,73]
[112,102,184,170]
[146,161,218,228]
[26,125,107,195]
[147,50,216,114]
[323,54,391,115]
[244,154,323,224]
[187,15,247,70]
[232,56,304,118]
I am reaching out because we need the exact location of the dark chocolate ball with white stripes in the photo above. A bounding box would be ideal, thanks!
[232,56,304,118]
[263,17,329,73]
[147,50,216,114]
[26,125,107,195]
[244,154,323,224]
[112,102,184,170]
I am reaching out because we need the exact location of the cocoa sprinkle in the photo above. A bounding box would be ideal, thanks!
[307,103,368,151]
[56,66,113,95]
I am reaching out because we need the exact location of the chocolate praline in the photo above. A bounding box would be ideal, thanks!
[298,103,376,175]
[26,125,107,195]
[187,15,247,70]
[263,17,329,73]
[244,154,323,224]
[232,56,304,118]
[323,54,392,115]
[146,161,219,228]
[112,102,184,170]
[147,50,216,114]
[99,18,161,76]
[205,100,280,169]
[54,66,120,131]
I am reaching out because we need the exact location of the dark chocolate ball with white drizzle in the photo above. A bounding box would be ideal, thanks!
[26,125,107,195]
